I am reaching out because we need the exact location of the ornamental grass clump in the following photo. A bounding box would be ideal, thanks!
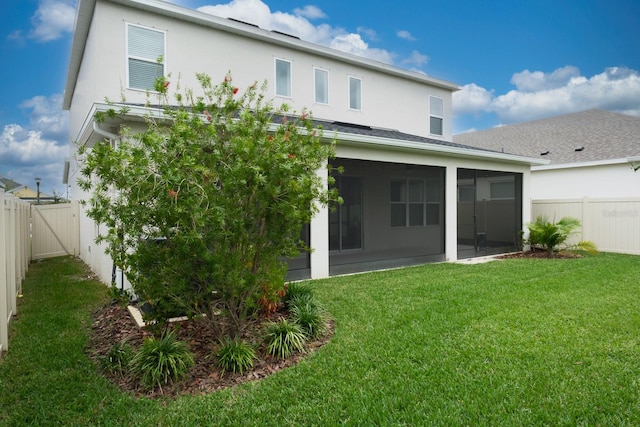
[290,298,328,339]
[130,331,194,392]
[215,338,256,375]
[263,319,307,359]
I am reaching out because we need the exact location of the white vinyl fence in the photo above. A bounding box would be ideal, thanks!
[1,190,31,356]
[532,198,640,255]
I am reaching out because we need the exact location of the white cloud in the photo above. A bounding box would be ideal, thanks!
[510,66,580,92]
[28,0,76,42]
[293,5,326,20]
[197,0,395,64]
[397,30,416,41]
[401,50,429,67]
[0,93,69,194]
[455,66,640,124]
[453,83,494,116]
[357,26,379,42]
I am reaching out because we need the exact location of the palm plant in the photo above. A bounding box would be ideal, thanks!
[527,216,597,257]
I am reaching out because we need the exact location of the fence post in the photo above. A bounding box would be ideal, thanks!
[0,190,8,354]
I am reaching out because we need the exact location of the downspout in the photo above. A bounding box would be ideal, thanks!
[93,121,124,291]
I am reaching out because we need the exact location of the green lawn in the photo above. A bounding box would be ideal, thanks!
[1,253,640,425]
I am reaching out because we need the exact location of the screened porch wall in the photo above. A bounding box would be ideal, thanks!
[329,159,445,275]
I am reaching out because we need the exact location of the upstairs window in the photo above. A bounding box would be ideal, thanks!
[314,67,329,104]
[127,24,165,91]
[275,58,292,97]
[429,96,444,136]
[349,76,362,110]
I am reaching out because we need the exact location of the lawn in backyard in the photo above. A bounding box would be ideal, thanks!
[1,253,639,425]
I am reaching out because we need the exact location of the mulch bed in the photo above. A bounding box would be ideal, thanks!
[497,249,583,259]
[86,302,334,399]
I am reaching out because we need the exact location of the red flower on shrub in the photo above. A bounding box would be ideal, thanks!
[204,110,212,122]
[224,75,231,83]
[288,153,296,159]
[168,189,178,199]
[233,87,239,95]
[163,81,170,90]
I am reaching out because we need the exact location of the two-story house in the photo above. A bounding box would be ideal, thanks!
[63,0,545,285]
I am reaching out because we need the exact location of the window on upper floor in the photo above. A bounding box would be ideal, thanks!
[275,58,292,97]
[429,96,444,136]
[349,76,362,110]
[126,24,165,91]
[314,67,329,104]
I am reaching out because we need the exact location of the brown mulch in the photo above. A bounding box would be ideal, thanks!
[497,249,583,259]
[86,302,334,399]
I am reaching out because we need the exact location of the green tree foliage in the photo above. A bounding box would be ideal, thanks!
[78,73,339,336]
[527,215,597,257]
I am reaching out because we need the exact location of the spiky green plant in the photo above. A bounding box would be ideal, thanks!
[100,339,134,376]
[290,299,328,339]
[263,319,307,359]
[215,338,256,375]
[527,216,597,257]
[130,331,194,392]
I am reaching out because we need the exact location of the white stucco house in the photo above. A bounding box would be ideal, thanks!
[63,0,545,286]
[454,109,640,254]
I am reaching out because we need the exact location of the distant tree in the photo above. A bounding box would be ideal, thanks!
[79,73,340,336]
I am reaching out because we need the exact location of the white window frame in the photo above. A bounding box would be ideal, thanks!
[348,76,362,111]
[126,23,166,92]
[429,96,444,136]
[275,58,292,98]
[314,67,329,105]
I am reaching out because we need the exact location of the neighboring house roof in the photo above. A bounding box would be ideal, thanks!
[64,0,460,110]
[0,176,22,192]
[453,109,640,167]
[7,186,52,200]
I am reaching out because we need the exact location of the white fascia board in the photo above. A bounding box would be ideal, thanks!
[63,0,97,110]
[328,131,549,166]
[86,102,546,167]
[532,157,635,171]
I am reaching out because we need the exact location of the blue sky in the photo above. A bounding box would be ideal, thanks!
[1,0,639,195]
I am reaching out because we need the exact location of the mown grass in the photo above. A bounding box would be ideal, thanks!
[1,253,640,425]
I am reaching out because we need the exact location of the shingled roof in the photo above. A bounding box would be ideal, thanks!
[453,109,640,166]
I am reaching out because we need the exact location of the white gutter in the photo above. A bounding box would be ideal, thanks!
[86,102,546,167]
[533,157,640,171]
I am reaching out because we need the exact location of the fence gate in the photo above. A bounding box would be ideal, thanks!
[31,202,80,260]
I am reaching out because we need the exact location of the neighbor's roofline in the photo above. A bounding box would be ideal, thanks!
[79,102,547,167]
[63,0,460,110]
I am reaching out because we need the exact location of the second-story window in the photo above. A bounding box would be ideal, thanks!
[275,58,292,97]
[127,24,165,91]
[429,96,444,136]
[349,76,362,110]
[314,68,329,104]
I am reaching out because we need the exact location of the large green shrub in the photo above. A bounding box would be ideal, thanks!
[79,73,340,336]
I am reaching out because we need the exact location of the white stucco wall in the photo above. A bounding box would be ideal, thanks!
[531,162,640,199]
[66,0,455,145]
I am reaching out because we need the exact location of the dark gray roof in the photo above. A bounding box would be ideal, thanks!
[312,118,500,153]
[453,109,640,165]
